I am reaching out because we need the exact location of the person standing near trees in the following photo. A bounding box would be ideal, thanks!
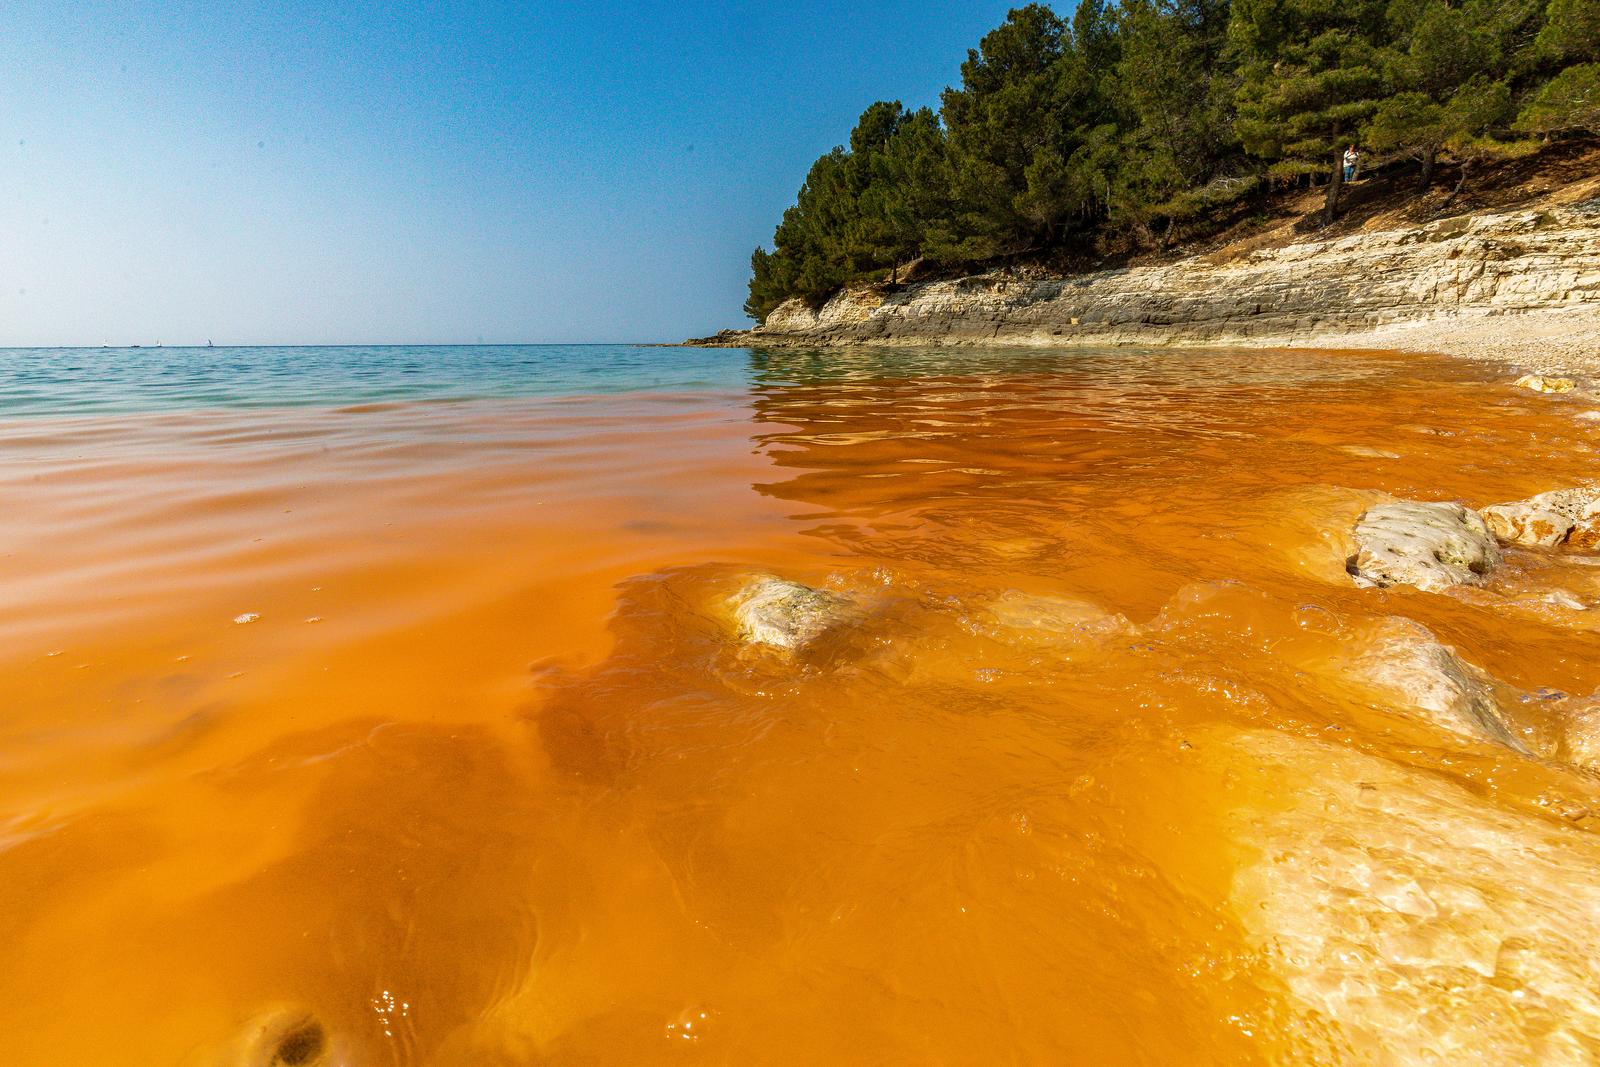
[1343,145,1360,182]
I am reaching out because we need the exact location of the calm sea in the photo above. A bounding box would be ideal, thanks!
[0,345,755,414]
[0,342,1407,416]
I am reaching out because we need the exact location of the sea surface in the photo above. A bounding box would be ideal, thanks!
[0,344,754,414]
[3,343,1599,1064]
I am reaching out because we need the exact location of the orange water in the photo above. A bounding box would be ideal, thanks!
[2,347,1598,1065]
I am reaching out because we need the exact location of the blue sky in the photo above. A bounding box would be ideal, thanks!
[0,1,1020,346]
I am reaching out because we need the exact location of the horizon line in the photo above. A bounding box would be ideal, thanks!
[0,341,684,351]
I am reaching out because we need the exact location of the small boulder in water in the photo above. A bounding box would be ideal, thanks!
[1343,618,1524,750]
[1560,699,1600,773]
[1515,373,1577,393]
[1481,486,1600,550]
[982,590,1130,648]
[727,576,854,651]
[187,1008,332,1067]
[1340,444,1401,459]
[1348,501,1500,592]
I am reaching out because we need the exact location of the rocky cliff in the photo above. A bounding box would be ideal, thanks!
[693,198,1600,352]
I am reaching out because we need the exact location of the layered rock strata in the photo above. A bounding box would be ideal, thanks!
[696,203,1600,349]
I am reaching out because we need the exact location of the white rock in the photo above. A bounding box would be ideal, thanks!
[1224,728,1600,1065]
[1481,486,1600,550]
[1343,617,1523,750]
[727,577,853,651]
[1515,373,1577,393]
[710,205,1600,353]
[982,590,1130,647]
[1541,591,1589,611]
[1562,700,1600,773]
[1348,501,1500,592]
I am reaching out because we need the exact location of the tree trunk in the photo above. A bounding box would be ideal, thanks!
[1323,148,1344,226]
[1417,146,1436,195]
[1442,160,1471,209]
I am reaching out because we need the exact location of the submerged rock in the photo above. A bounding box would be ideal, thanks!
[980,590,1131,648]
[1515,373,1577,394]
[1560,699,1600,774]
[1481,487,1600,550]
[1341,618,1524,751]
[727,576,855,651]
[1348,501,1501,592]
[188,1009,332,1067]
[1224,728,1600,1065]
[1537,589,1590,611]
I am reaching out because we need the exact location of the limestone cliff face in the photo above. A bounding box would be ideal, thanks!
[708,201,1600,348]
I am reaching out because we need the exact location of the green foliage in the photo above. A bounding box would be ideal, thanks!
[743,0,1599,322]
[1538,0,1600,61]
[1399,2,1502,98]
[1360,1,1523,191]
[745,247,789,323]
[1511,0,1600,135]
[857,107,954,270]
[1518,62,1600,131]
[1365,92,1448,156]
[938,4,1083,256]
[1111,0,1244,240]
[1230,0,1389,195]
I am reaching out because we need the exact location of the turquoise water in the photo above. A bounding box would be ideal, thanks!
[0,343,1411,417]
[0,345,753,415]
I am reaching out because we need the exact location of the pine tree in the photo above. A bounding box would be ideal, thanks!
[939,4,1074,257]
[1231,0,1390,224]
[1517,0,1600,135]
[744,247,783,322]
[1364,0,1510,193]
[856,107,952,280]
[1113,0,1242,244]
[1537,0,1600,60]
[763,148,857,307]
[1518,63,1600,132]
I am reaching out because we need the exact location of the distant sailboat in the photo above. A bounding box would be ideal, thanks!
[206,339,214,348]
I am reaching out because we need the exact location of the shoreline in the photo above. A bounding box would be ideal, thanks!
[690,182,1600,378]
[689,304,1600,378]
[1313,305,1600,376]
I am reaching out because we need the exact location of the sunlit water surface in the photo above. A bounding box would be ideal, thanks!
[3,344,1599,1065]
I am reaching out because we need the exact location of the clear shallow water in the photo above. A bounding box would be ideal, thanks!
[0,344,755,414]
[4,344,1600,1065]
[0,342,1395,415]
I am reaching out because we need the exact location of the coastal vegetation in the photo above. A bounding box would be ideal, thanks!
[746,0,1600,321]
